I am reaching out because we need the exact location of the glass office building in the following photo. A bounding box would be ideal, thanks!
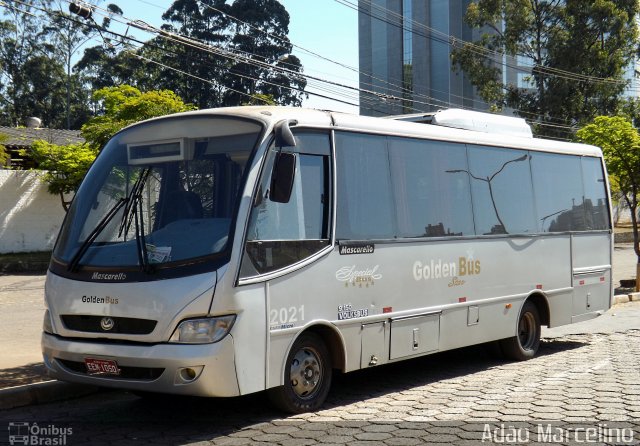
[358,1,639,117]
[358,0,490,116]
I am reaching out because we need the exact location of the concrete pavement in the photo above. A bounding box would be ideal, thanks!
[0,274,45,369]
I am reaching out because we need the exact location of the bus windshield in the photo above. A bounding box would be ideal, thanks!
[54,116,262,271]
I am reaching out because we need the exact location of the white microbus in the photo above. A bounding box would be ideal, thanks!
[42,107,612,412]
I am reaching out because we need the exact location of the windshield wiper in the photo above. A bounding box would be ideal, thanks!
[67,197,128,272]
[67,168,152,273]
[117,168,152,271]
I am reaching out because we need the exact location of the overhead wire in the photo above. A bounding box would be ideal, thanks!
[0,0,594,137]
[82,1,455,113]
[48,1,386,110]
[97,3,588,133]
[340,0,630,86]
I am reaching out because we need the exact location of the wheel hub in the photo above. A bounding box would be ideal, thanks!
[290,347,322,398]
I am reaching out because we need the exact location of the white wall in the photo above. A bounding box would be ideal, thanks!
[0,170,67,253]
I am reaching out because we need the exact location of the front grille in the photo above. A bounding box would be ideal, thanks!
[60,315,157,335]
[57,359,164,381]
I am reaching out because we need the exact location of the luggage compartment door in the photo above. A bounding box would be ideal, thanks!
[390,312,440,360]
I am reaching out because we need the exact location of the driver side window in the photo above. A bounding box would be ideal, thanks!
[240,132,331,279]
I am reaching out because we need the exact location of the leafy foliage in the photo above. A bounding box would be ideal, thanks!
[0,0,303,130]
[452,0,639,138]
[28,141,99,211]
[30,85,194,210]
[577,116,640,262]
[78,0,306,109]
[0,133,8,166]
[0,0,54,127]
[222,0,306,106]
[81,85,196,150]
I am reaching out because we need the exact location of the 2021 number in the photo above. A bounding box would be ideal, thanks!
[270,305,305,327]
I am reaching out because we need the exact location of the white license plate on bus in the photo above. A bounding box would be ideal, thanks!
[84,358,121,376]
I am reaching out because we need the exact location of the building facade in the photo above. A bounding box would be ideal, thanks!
[358,1,639,118]
[358,0,484,116]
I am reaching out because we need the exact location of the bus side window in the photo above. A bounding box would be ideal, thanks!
[240,133,331,279]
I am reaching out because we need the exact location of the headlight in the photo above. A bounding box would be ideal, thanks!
[169,315,236,344]
[43,309,54,334]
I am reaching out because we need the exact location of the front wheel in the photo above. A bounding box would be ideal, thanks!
[500,301,541,361]
[267,333,332,413]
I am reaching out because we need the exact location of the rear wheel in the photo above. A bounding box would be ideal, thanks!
[500,301,541,361]
[268,333,332,413]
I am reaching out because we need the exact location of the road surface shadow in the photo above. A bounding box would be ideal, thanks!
[33,338,588,435]
[2,338,590,446]
[0,362,48,388]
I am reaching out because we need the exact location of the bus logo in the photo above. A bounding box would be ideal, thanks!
[339,243,375,255]
[100,317,115,331]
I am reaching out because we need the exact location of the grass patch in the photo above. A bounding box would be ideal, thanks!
[0,251,51,273]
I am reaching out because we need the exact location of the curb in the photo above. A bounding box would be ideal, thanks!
[613,292,640,305]
[0,380,101,411]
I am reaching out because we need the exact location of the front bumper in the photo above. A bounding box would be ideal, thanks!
[42,332,240,397]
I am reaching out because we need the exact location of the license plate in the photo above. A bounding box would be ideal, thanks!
[84,358,121,376]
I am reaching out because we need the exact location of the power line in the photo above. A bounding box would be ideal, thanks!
[341,0,630,87]
[0,0,599,137]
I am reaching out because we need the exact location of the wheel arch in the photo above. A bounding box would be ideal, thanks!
[293,322,347,373]
[525,291,550,327]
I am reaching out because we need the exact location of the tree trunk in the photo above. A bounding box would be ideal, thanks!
[60,191,70,213]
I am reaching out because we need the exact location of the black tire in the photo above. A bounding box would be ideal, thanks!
[267,332,332,413]
[499,301,541,361]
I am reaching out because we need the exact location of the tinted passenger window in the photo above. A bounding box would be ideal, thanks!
[582,157,610,230]
[388,137,474,237]
[335,132,395,240]
[467,146,537,235]
[531,153,585,231]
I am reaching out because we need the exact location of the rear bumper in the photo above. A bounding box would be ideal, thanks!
[41,332,240,397]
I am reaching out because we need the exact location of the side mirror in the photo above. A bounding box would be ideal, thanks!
[274,119,297,148]
[270,152,297,203]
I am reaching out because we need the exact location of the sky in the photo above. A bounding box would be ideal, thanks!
[113,0,360,113]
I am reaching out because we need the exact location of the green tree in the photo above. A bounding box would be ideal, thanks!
[154,0,231,109]
[0,133,9,166]
[45,2,123,129]
[0,0,53,126]
[242,93,275,106]
[28,141,98,211]
[20,55,69,128]
[81,85,196,150]
[141,0,305,108]
[222,0,306,106]
[576,116,640,288]
[29,85,194,210]
[76,44,160,94]
[452,0,639,138]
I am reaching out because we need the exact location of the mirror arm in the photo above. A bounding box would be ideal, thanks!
[275,119,298,148]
